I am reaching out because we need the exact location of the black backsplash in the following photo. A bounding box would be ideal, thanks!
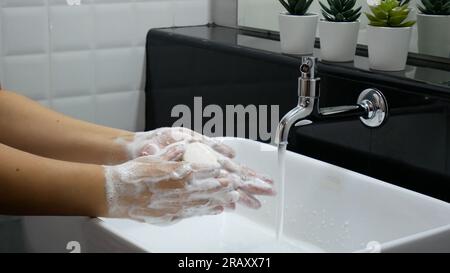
[145,25,450,203]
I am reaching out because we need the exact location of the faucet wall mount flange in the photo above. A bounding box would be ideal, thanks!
[357,88,388,128]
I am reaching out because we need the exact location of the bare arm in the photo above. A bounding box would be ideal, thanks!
[0,142,107,216]
[0,90,133,165]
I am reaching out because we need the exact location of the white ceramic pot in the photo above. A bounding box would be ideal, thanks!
[278,12,318,55]
[417,13,450,58]
[367,25,412,71]
[319,20,360,62]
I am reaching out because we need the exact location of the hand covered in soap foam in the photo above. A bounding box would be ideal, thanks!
[121,127,235,161]
[117,127,275,213]
[184,142,276,210]
[219,159,275,209]
[103,155,240,225]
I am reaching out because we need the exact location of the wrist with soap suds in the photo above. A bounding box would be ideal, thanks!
[102,165,127,218]
[114,132,143,162]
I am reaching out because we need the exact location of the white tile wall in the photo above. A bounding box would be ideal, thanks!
[211,0,237,27]
[0,0,211,131]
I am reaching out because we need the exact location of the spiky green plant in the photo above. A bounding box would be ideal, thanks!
[418,0,450,15]
[320,0,362,22]
[278,0,314,15]
[365,0,416,27]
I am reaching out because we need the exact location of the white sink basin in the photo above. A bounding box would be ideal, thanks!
[79,137,450,253]
[21,137,447,253]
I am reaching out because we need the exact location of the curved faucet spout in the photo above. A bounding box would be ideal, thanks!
[275,104,314,145]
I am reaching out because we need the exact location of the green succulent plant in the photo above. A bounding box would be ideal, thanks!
[278,0,314,15]
[418,0,450,15]
[365,0,416,27]
[319,0,362,22]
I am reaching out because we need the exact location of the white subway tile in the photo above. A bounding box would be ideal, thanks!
[51,51,94,98]
[93,2,135,49]
[0,0,210,131]
[94,47,138,93]
[135,46,146,91]
[134,0,174,46]
[52,95,96,123]
[49,2,94,52]
[173,0,209,26]
[136,89,146,131]
[96,90,141,131]
[1,6,49,55]
[0,0,46,7]
[2,54,49,100]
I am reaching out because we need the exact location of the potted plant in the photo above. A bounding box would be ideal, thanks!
[365,0,416,71]
[319,0,362,62]
[278,0,318,54]
[417,0,450,57]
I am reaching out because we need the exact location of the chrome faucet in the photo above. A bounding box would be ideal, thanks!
[275,56,388,145]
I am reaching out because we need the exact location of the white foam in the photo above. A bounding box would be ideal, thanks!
[103,158,239,225]
[106,137,275,225]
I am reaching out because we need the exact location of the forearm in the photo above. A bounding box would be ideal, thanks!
[0,90,133,164]
[0,143,108,216]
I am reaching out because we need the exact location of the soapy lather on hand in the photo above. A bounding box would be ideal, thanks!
[106,127,275,224]
[122,127,236,160]
[183,142,275,209]
[104,156,241,225]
